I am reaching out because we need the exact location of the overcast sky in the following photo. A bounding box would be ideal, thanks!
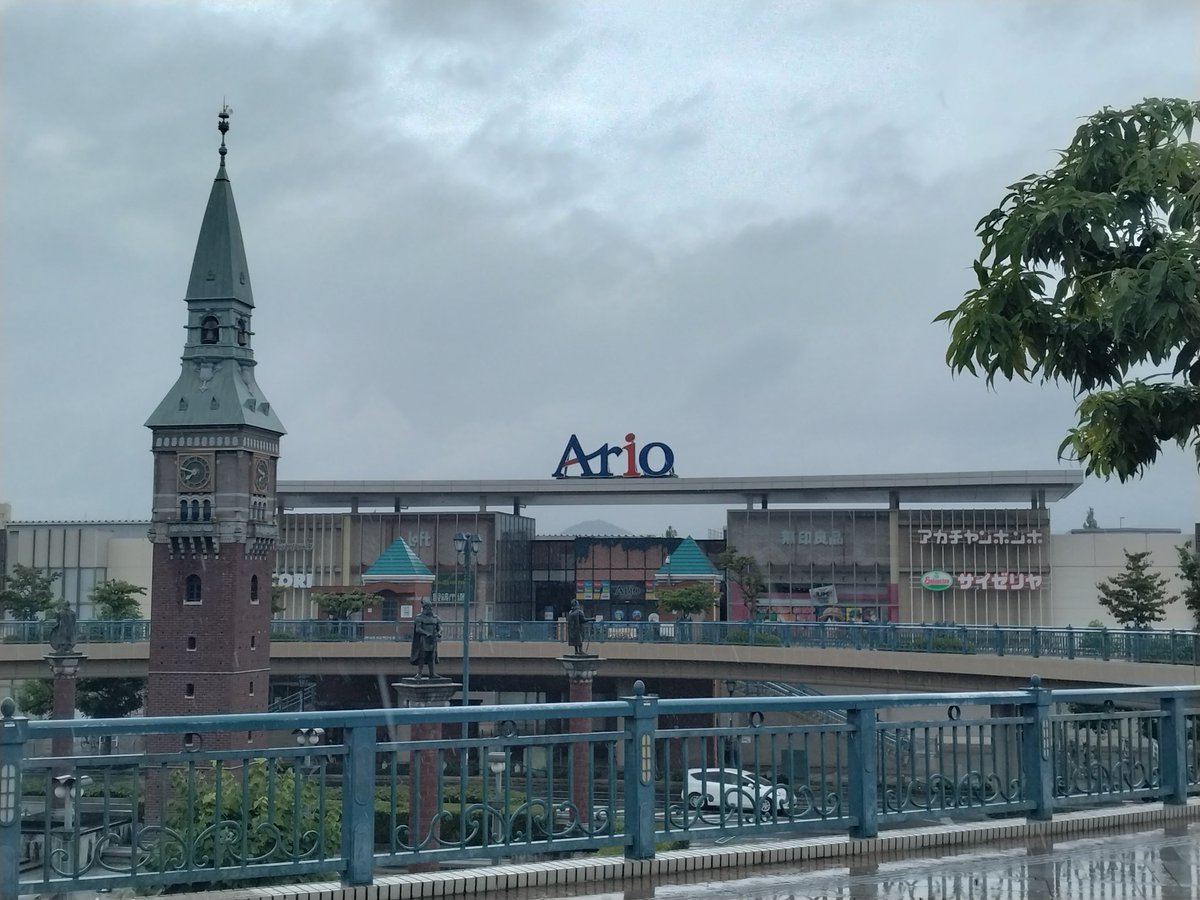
[2,0,1197,538]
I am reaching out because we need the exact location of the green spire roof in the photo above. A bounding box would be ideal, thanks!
[186,109,253,307]
[363,537,435,583]
[145,108,284,435]
[655,537,719,582]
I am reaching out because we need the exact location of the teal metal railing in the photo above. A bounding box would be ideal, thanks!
[3,680,1199,897]
[6,618,1200,667]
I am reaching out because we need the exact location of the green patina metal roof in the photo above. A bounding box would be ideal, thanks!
[146,110,284,435]
[185,154,254,307]
[655,537,719,581]
[363,537,435,583]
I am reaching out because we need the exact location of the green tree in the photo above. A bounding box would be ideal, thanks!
[656,583,718,617]
[0,564,61,620]
[1176,541,1200,629]
[272,583,287,615]
[937,98,1200,480]
[718,546,766,619]
[78,579,147,733]
[313,588,373,620]
[15,679,51,716]
[16,673,144,728]
[1097,549,1177,627]
[90,579,146,618]
[77,679,145,722]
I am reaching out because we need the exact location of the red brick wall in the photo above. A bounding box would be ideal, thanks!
[146,542,273,752]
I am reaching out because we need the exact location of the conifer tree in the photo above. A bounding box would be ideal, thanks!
[1176,542,1200,629]
[1096,549,1177,627]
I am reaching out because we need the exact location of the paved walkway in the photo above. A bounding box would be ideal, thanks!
[508,821,1200,899]
[158,801,1200,900]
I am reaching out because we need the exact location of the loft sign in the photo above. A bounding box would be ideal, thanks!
[553,433,675,479]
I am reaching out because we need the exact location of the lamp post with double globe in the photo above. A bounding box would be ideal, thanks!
[453,532,482,729]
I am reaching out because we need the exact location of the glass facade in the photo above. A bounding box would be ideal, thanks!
[3,523,148,619]
[726,509,891,622]
[274,511,534,621]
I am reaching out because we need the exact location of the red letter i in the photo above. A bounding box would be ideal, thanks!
[623,433,639,477]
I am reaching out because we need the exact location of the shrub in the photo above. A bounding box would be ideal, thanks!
[722,628,782,647]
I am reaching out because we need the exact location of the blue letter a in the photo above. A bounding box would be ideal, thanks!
[554,434,612,477]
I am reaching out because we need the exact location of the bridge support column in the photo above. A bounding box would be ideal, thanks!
[45,652,84,766]
[560,654,602,825]
[1,698,30,900]
[394,678,460,872]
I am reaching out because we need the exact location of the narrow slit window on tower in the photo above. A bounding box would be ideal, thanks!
[237,317,248,346]
[184,574,202,603]
[250,575,259,604]
[187,635,197,651]
[200,315,220,344]
[185,683,195,699]
[250,635,256,649]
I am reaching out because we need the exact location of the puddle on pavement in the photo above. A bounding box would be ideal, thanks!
[505,821,1199,900]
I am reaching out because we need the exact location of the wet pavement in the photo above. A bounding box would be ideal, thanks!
[506,822,1200,899]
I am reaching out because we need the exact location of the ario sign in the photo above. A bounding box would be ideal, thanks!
[921,570,954,592]
[553,433,675,478]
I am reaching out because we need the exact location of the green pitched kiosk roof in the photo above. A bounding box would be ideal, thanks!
[655,537,720,582]
[363,537,435,583]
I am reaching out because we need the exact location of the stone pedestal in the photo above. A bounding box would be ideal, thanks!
[559,654,602,825]
[44,652,85,764]
[393,678,460,873]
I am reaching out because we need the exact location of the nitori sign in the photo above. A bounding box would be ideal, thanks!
[553,433,675,478]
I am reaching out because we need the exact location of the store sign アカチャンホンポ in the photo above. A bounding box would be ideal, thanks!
[917,528,1043,546]
[553,433,675,478]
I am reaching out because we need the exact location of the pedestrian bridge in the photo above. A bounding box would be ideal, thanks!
[2,620,1198,692]
[6,680,1200,897]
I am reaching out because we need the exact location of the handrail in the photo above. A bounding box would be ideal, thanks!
[4,617,1200,666]
[4,680,1199,897]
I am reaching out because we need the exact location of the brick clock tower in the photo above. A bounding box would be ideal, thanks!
[144,108,285,747]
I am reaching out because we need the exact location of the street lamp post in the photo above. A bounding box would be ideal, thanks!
[723,679,738,766]
[453,532,482,736]
[292,726,325,774]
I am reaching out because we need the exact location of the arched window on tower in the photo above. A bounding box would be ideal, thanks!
[191,500,200,522]
[250,575,259,604]
[180,500,188,521]
[200,316,220,344]
[237,318,248,347]
[185,574,202,603]
[202,500,212,521]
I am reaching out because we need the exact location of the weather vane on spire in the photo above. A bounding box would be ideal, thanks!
[218,103,232,161]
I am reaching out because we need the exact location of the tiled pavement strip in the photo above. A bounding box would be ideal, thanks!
[143,800,1200,900]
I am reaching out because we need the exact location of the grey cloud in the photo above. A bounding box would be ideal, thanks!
[3,0,1197,541]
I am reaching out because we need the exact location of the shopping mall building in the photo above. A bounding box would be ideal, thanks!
[1,468,1192,630]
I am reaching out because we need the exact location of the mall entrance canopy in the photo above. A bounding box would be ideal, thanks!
[277,470,1083,514]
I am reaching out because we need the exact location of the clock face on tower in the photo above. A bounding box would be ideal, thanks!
[254,458,270,493]
[178,455,212,491]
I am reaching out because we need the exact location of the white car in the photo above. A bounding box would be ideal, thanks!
[682,768,790,815]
